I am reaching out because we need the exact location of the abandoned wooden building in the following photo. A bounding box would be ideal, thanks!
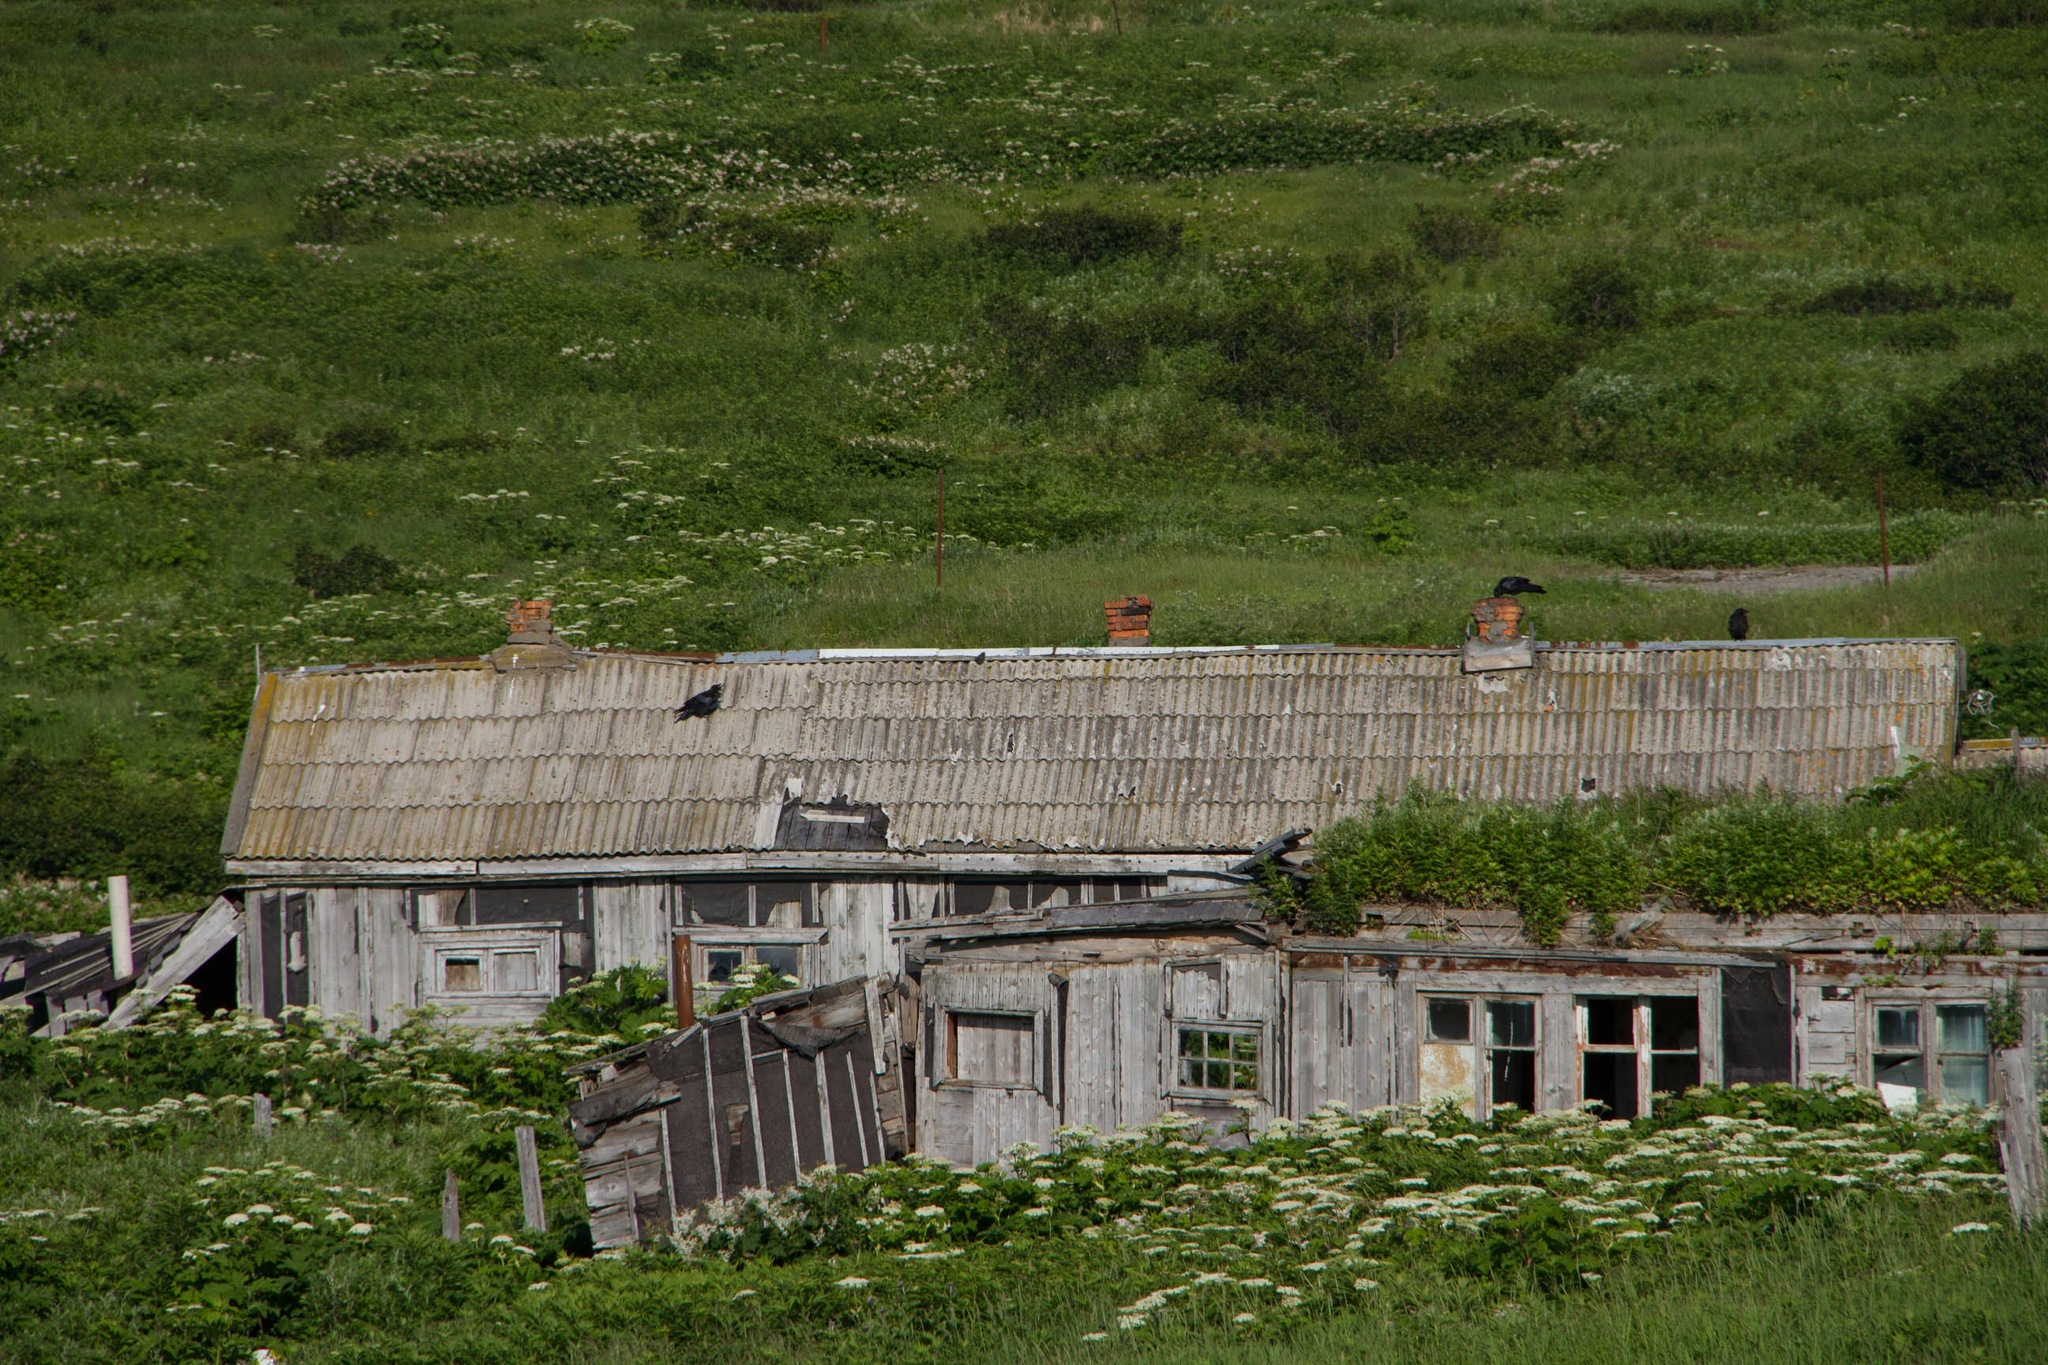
[26,590,2040,1226]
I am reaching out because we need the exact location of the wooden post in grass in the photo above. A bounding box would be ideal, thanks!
[1876,472,1892,592]
[935,467,945,592]
[252,1092,273,1140]
[442,1171,461,1242]
[1997,1048,2047,1227]
[516,1125,548,1233]
[819,15,828,56]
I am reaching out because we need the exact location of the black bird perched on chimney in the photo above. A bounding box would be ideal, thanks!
[674,684,723,721]
[1728,607,1751,642]
[1493,576,1546,597]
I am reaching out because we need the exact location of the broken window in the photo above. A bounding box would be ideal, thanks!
[678,881,819,929]
[1175,1025,1261,1095]
[1577,995,1701,1120]
[413,884,585,927]
[1420,995,1533,1116]
[946,1011,1037,1087]
[694,942,808,991]
[442,957,482,992]
[1872,1000,1989,1107]
[1487,1000,1537,1114]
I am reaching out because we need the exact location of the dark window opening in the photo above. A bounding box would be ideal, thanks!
[1582,1051,1639,1119]
[705,948,745,984]
[1651,997,1700,1052]
[473,883,582,926]
[686,882,751,926]
[1584,997,1634,1047]
[1426,998,1472,1043]
[756,945,802,979]
[1652,1052,1701,1096]
[1490,1048,1536,1112]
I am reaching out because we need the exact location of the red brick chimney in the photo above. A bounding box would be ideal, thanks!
[490,598,575,671]
[506,599,557,644]
[1105,595,1153,646]
[1470,596,1524,642]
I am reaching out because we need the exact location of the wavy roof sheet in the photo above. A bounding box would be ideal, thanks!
[223,640,1961,864]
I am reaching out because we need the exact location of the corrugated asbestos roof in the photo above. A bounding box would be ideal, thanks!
[224,640,1961,863]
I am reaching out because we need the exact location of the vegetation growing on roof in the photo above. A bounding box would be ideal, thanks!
[1270,767,2048,942]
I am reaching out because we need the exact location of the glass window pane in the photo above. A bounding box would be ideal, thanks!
[1583,997,1634,1047]
[1937,1005,1987,1054]
[442,958,481,992]
[755,946,802,980]
[1876,1007,1920,1050]
[1231,1033,1260,1063]
[1176,1028,1202,1060]
[1427,998,1472,1043]
[1181,1058,1204,1088]
[705,948,744,984]
[1488,1000,1536,1049]
[1232,1064,1258,1090]
[494,950,539,993]
[1650,997,1700,1052]
[1873,1052,1927,1091]
[1940,1055,1990,1107]
[686,883,750,926]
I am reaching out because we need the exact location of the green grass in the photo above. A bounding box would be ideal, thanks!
[2,0,2047,893]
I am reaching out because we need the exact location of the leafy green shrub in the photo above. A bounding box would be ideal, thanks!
[1594,1,1781,33]
[1550,259,1642,333]
[49,384,141,434]
[321,420,409,461]
[1962,641,2048,740]
[1542,511,1966,568]
[292,544,403,600]
[1945,0,2048,27]
[713,962,800,1015]
[1800,275,2012,315]
[1898,352,2048,494]
[538,964,675,1038]
[0,748,225,898]
[983,298,1148,418]
[1884,316,1961,352]
[1409,205,1502,264]
[1454,326,1585,399]
[1303,795,1647,944]
[983,205,1181,268]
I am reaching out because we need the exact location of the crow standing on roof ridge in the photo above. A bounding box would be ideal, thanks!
[1492,576,1546,597]
[674,684,723,720]
[1728,607,1751,642]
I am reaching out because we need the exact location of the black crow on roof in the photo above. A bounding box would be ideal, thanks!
[1493,576,1546,597]
[674,684,723,721]
[1728,607,1751,642]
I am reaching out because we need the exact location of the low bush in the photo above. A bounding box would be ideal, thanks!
[1800,275,2012,316]
[982,205,1182,268]
[0,748,226,899]
[292,544,404,599]
[1962,641,2048,740]
[1593,1,1781,33]
[1551,259,1642,333]
[321,420,409,461]
[1409,205,1503,264]
[1899,352,2048,494]
[1945,0,2048,27]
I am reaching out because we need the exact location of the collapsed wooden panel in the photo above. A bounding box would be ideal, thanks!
[573,977,901,1249]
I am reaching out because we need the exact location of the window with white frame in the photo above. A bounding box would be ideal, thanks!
[696,941,808,990]
[1419,995,1537,1116]
[423,932,555,999]
[1577,996,1701,1120]
[1871,1000,1990,1107]
[1174,1023,1261,1095]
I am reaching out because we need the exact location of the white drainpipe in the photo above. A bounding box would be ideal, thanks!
[109,874,134,980]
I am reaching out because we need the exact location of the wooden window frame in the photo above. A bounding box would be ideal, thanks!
[1866,997,1992,1107]
[1575,995,1702,1119]
[1418,993,1540,1117]
[420,929,557,1002]
[1169,1019,1265,1101]
[939,1008,1043,1090]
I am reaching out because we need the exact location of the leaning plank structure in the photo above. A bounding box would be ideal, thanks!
[567,976,905,1248]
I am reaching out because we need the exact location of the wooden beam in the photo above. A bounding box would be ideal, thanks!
[442,1171,461,1242]
[1997,1047,2047,1227]
[516,1124,548,1233]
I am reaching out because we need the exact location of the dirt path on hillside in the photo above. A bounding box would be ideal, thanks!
[1615,564,1925,594]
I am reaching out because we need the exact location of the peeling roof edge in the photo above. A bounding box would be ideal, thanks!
[245,636,1964,678]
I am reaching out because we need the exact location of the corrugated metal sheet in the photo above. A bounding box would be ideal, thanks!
[225,640,1961,862]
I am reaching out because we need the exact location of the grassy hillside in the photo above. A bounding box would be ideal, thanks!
[3,0,2047,905]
